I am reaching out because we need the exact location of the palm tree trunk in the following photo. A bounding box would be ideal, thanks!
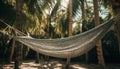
[111,0,120,52]
[68,0,72,36]
[66,0,73,67]
[35,52,40,63]
[9,38,15,62]
[14,0,23,69]
[93,0,105,67]
[81,0,88,64]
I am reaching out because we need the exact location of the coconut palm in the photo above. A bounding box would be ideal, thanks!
[93,0,105,67]
[110,0,120,52]
[14,0,23,69]
[1,0,110,65]
[101,0,120,52]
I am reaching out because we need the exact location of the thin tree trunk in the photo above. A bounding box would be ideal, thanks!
[35,52,40,63]
[9,39,15,62]
[111,0,120,52]
[68,0,72,36]
[114,18,120,52]
[81,0,85,21]
[14,0,23,69]
[66,0,73,67]
[93,0,105,67]
[81,0,88,64]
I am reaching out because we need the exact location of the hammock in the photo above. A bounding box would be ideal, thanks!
[0,16,119,58]
[14,17,119,59]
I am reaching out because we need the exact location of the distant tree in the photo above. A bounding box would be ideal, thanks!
[68,0,73,36]
[66,0,73,67]
[101,0,120,52]
[111,0,120,52]
[93,0,105,67]
[14,0,23,69]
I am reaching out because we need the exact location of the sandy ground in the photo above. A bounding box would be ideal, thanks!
[0,60,120,69]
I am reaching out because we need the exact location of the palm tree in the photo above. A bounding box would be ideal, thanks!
[110,0,120,52]
[81,0,89,64]
[15,0,22,69]
[66,0,73,67]
[93,0,105,67]
[101,0,120,52]
[68,0,73,36]
[9,32,15,62]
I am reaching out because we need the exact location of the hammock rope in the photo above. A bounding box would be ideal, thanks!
[0,26,12,38]
[0,19,26,36]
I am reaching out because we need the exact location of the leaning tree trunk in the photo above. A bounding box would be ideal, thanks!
[15,0,23,69]
[93,0,105,67]
[66,0,73,67]
[111,0,120,52]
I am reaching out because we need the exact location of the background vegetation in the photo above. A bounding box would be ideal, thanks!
[0,0,120,64]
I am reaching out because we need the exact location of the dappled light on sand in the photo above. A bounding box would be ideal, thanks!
[70,64,88,69]
[2,60,65,69]
[1,60,120,69]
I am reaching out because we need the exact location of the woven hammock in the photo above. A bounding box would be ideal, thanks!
[15,17,118,59]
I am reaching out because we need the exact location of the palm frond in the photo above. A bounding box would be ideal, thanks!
[50,0,61,18]
[72,0,81,17]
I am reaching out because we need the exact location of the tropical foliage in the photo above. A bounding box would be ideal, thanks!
[0,0,120,64]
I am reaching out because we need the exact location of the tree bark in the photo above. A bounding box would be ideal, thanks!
[111,0,120,52]
[14,0,23,69]
[9,30,17,62]
[93,0,105,67]
[68,0,72,36]
[66,0,73,67]
[35,52,40,63]
[81,0,88,64]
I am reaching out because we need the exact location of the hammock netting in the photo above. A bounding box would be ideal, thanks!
[15,17,118,59]
[0,15,119,59]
